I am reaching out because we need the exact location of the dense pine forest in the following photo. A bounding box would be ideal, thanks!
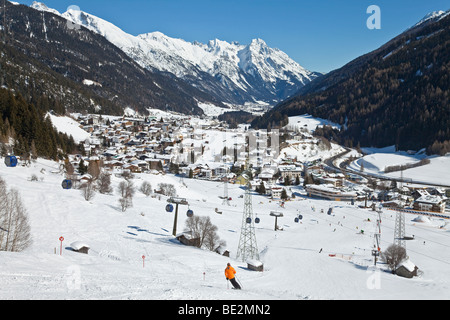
[252,13,450,155]
[0,88,77,160]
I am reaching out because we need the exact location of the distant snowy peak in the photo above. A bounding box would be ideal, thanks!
[30,1,319,105]
[30,1,60,16]
[412,9,450,28]
[239,38,314,84]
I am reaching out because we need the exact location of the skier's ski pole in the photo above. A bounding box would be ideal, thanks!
[235,276,243,289]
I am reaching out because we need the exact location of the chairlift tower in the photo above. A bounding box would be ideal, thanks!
[167,197,189,237]
[394,210,406,249]
[236,141,259,262]
[372,210,382,265]
[222,174,230,206]
[222,157,230,206]
[236,182,260,262]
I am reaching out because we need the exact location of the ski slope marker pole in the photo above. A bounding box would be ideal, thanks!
[59,236,64,255]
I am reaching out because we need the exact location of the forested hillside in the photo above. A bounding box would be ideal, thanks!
[0,1,222,116]
[252,12,450,155]
[0,88,77,160]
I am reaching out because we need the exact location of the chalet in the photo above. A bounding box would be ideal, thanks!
[213,166,229,178]
[395,259,419,278]
[279,165,303,180]
[147,159,163,171]
[236,174,249,186]
[258,169,275,182]
[123,163,141,173]
[270,186,283,199]
[131,160,149,171]
[305,184,357,201]
[412,189,430,200]
[176,231,200,247]
[318,176,344,187]
[413,195,447,213]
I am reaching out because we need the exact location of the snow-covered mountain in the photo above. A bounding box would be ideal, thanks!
[30,1,320,106]
[411,9,450,28]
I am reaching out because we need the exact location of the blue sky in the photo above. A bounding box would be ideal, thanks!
[15,0,450,73]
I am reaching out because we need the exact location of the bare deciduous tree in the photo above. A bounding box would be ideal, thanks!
[139,181,152,197]
[0,177,32,252]
[157,183,177,197]
[97,172,113,194]
[87,160,101,180]
[119,197,132,212]
[381,244,407,273]
[117,180,136,212]
[80,181,96,201]
[184,216,225,251]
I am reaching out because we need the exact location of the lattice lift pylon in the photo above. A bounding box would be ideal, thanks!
[236,181,260,262]
[394,210,406,249]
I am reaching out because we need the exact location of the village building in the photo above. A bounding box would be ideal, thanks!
[279,165,303,181]
[413,194,447,213]
[270,186,283,199]
[305,184,357,201]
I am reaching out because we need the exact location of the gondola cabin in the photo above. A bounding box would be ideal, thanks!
[4,156,18,167]
[61,179,73,190]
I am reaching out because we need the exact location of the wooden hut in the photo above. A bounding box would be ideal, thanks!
[247,259,264,272]
[215,245,230,257]
[395,259,418,278]
[70,241,90,254]
[176,231,200,247]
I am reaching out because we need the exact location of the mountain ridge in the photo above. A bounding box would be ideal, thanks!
[0,1,226,116]
[251,10,450,155]
[30,1,320,106]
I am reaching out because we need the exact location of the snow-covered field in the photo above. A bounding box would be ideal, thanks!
[285,114,341,134]
[1,158,450,300]
[47,114,90,143]
[347,146,450,187]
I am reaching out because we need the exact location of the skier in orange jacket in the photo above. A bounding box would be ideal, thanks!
[225,263,241,289]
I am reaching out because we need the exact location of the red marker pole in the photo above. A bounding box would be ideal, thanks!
[142,255,145,268]
[59,236,64,255]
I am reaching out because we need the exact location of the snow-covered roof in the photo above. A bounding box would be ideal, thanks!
[415,195,446,204]
[397,259,416,272]
[247,259,263,267]
[70,241,90,250]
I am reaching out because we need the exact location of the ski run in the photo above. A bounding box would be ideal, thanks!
[1,112,450,300]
